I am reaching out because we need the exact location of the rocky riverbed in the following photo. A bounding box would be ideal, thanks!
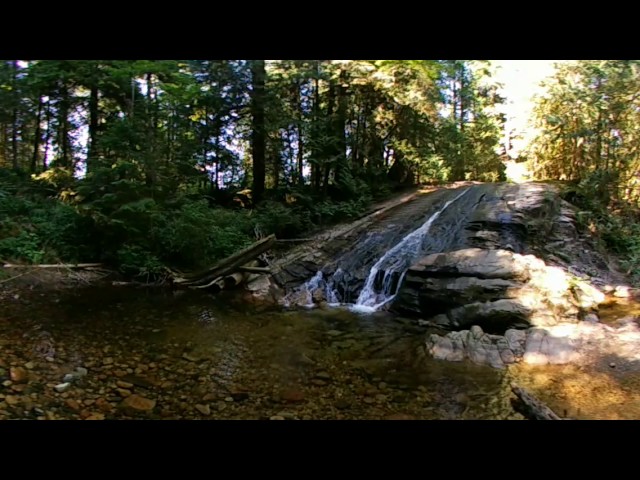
[0,286,525,420]
[3,284,640,420]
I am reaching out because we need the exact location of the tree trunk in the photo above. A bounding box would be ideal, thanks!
[334,68,348,186]
[31,96,43,174]
[43,99,52,171]
[311,64,321,192]
[86,79,100,174]
[11,60,19,171]
[297,79,305,185]
[250,60,266,203]
[58,86,71,169]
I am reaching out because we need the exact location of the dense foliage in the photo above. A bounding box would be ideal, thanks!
[528,60,640,279]
[0,60,506,276]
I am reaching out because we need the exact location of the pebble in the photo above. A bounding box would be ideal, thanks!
[5,395,19,405]
[103,358,113,365]
[45,357,55,363]
[610,362,616,368]
[195,404,211,416]
[224,396,234,402]
[116,381,134,389]
[86,413,105,420]
[10,367,28,383]
[65,399,81,411]
[281,389,305,403]
[120,394,156,412]
[54,383,71,393]
[24,362,35,370]
[2,380,12,387]
[276,411,296,420]
[269,415,285,420]
[326,330,343,337]
[117,389,132,397]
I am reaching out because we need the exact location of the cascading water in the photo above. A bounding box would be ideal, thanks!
[284,270,341,308]
[352,188,470,312]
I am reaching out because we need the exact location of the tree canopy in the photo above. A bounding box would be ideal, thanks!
[0,59,506,276]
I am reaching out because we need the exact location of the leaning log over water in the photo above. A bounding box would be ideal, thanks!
[172,234,275,288]
[510,383,563,420]
[3,263,103,269]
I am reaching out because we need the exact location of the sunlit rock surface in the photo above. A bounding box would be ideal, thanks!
[425,317,640,369]
[397,248,605,330]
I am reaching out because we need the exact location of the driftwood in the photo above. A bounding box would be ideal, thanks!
[275,238,313,243]
[173,235,275,287]
[3,263,103,269]
[510,383,563,420]
[237,265,272,274]
[224,271,246,288]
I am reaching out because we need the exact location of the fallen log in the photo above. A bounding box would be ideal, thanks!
[173,234,275,287]
[3,263,103,269]
[237,266,272,274]
[224,271,246,288]
[189,276,225,292]
[510,383,563,420]
[275,238,313,243]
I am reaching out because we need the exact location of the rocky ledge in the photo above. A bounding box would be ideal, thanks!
[425,315,640,370]
[396,248,605,332]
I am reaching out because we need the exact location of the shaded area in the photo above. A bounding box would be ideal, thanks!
[0,286,518,420]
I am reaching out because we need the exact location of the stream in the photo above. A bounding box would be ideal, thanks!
[3,284,640,419]
[0,286,519,420]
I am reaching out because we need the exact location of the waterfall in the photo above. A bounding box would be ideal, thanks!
[352,188,469,312]
[283,270,341,308]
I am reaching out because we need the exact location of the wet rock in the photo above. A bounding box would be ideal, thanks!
[614,286,632,298]
[281,389,305,403]
[276,411,296,420]
[54,383,71,393]
[397,242,606,329]
[10,367,28,384]
[385,413,415,420]
[116,380,134,389]
[120,394,156,412]
[117,389,132,398]
[65,399,81,411]
[230,391,249,402]
[86,413,105,420]
[182,353,200,362]
[120,374,157,389]
[195,404,211,416]
[583,313,599,323]
[95,398,113,413]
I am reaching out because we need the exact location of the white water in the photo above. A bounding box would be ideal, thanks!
[284,270,341,308]
[352,188,469,312]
